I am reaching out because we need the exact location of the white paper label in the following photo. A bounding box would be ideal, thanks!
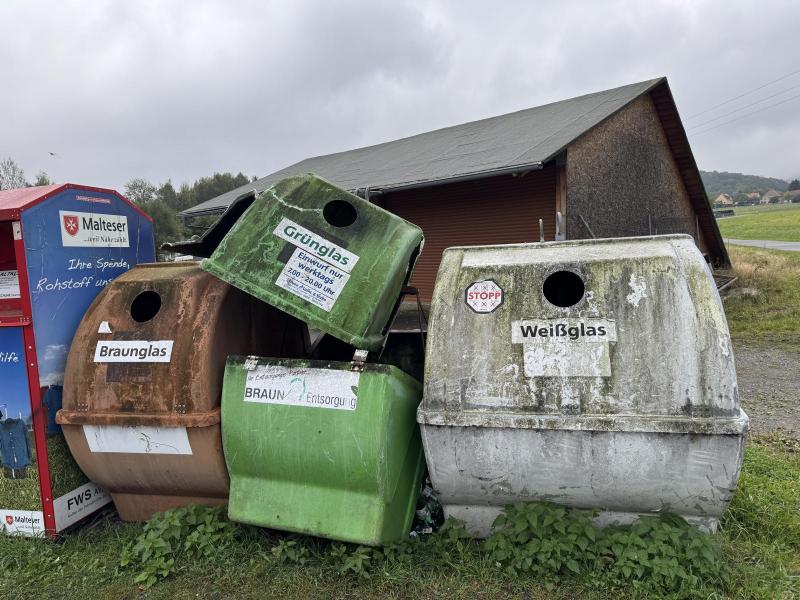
[83,425,193,454]
[0,270,20,299]
[53,481,112,531]
[244,365,359,411]
[273,218,358,273]
[97,321,112,333]
[59,210,129,247]
[93,340,173,363]
[275,248,351,312]
[1,509,45,537]
[512,319,617,377]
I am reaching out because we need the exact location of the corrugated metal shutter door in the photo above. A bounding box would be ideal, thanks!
[382,170,557,301]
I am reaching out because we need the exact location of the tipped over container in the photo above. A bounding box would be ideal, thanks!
[201,174,424,351]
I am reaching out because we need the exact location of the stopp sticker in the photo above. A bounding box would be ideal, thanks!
[465,280,503,313]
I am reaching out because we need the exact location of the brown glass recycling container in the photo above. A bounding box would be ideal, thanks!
[56,262,306,521]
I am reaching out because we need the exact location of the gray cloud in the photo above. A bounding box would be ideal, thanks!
[1,0,798,193]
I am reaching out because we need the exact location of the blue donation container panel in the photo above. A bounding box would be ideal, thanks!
[0,184,154,536]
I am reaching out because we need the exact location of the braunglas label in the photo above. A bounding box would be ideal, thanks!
[0,270,20,299]
[273,218,358,272]
[59,210,129,247]
[93,340,173,363]
[83,425,193,454]
[244,365,359,411]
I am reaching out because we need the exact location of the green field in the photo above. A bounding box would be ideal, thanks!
[725,245,800,339]
[717,202,800,241]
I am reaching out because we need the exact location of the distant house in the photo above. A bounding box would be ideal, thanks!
[745,192,761,200]
[761,189,782,204]
[714,193,733,205]
[182,77,729,299]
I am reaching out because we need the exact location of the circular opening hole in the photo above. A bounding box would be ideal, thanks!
[542,271,585,308]
[130,290,162,323]
[323,200,358,227]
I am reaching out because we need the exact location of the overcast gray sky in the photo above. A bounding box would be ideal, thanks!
[2,0,798,192]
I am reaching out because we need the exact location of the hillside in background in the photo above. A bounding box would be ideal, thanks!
[701,170,788,198]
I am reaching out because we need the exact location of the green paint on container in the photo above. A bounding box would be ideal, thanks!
[202,175,424,351]
[222,356,424,546]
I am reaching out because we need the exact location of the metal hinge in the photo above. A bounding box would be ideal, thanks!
[351,349,368,372]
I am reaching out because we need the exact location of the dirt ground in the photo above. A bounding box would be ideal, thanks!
[733,340,800,439]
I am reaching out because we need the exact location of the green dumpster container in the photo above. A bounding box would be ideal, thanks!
[202,175,424,351]
[222,356,424,545]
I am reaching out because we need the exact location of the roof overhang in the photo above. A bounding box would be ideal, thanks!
[647,81,730,268]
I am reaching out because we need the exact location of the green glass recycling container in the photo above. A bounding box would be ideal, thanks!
[201,175,424,351]
[221,357,424,545]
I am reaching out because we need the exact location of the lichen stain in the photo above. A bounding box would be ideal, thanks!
[626,273,648,307]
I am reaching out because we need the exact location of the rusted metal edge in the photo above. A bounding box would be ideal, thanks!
[55,408,221,428]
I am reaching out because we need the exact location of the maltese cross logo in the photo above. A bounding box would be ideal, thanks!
[63,214,79,237]
[5,515,13,526]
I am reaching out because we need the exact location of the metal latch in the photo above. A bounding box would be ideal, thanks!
[351,349,368,372]
[243,356,259,371]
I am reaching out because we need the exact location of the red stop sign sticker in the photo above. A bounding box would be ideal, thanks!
[465,280,504,313]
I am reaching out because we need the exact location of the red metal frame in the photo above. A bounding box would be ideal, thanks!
[12,220,57,536]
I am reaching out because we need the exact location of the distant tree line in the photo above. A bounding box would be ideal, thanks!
[124,173,254,252]
[700,170,790,199]
[0,157,252,254]
[0,157,52,189]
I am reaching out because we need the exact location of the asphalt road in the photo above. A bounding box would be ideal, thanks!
[725,238,800,252]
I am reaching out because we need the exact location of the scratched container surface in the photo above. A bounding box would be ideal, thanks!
[419,235,748,536]
[222,357,424,545]
[56,262,305,521]
[201,175,424,351]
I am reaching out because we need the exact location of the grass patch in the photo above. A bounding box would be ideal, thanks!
[717,202,800,241]
[0,431,41,512]
[723,246,800,339]
[0,441,796,600]
[46,432,90,499]
[0,432,90,513]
